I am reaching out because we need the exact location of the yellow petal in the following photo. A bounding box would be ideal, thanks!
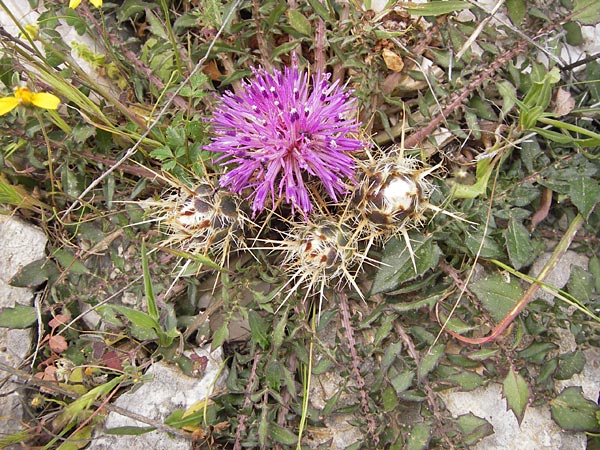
[0,97,19,116]
[89,0,103,7]
[31,92,61,110]
[69,0,82,8]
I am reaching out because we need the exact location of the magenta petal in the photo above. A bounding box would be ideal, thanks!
[204,65,365,218]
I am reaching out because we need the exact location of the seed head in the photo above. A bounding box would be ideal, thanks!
[205,65,365,218]
[147,181,248,263]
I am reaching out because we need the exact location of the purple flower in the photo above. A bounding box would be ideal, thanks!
[204,65,364,217]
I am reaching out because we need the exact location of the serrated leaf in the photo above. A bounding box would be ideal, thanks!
[150,145,173,161]
[470,273,522,323]
[447,371,485,391]
[389,294,439,312]
[573,0,600,25]
[555,350,586,380]
[248,310,269,350]
[405,0,472,16]
[286,10,312,36]
[464,229,504,259]
[551,387,600,432]
[518,341,557,364]
[272,307,288,348]
[270,423,297,445]
[419,344,445,379]
[166,126,186,148]
[504,217,535,270]
[405,422,431,450]
[454,413,494,445]
[503,367,530,425]
[391,370,415,394]
[568,176,600,219]
[371,234,441,295]
[0,304,37,328]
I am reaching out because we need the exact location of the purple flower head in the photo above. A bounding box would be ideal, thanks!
[204,65,364,218]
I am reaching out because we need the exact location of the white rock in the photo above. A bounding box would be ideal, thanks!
[0,215,47,435]
[529,250,589,302]
[89,346,227,450]
[440,383,586,450]
[555,346,600,403]
[0,1,116,94]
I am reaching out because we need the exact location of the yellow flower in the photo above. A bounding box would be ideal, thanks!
[69,0,102,8]
[0,87,61,116]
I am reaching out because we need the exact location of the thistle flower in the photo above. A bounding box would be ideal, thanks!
[205,65,364,218]
[0,87,60,116]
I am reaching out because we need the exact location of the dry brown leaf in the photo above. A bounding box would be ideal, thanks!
[553,87,575,116]
[382,48,404,72]
[49,335,68,354]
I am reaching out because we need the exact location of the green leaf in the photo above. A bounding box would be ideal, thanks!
[104,426,155,435]
[389,294,440,312]
[9,258,57,288]
[506,0,526,24]
[452,158,495,198]
[164,409,204,428]
[573,0,600,25]
[551,387,600,432]
[150,145,174,161]
[586,61,600,102]
[272,307,288,348]
[503,367,530,425]
[308,0,332,22]
[518,342,557,364]
[564,21,584,45]
[0,304,37,328]
[504,217,535,270]
[141,240,159,321]
[211,322,229,350]
[568,176,600,219]
[111,305,160,331]
[405,422,431,450]
[248,310,270,350]
[166,126,186,148]
[454,413,494,446]
[391,370,415,395]
[470,273,523,323]
[447,371,485,391]
[270,423,297,445]
[497,81,516,117]
[286,10,312,36]
[405,0,472,16]
[465,229,504,259]
[555,350,586,380]
[371,234,441,295]
[419,344,445,379]
[53,248,89,275]
[567,266,595,304]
